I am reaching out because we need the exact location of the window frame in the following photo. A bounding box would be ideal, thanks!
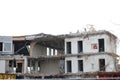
[3,42,12,52]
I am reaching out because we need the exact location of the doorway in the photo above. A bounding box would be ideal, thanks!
[16,61,24,73]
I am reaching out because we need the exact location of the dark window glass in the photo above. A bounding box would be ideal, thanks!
[66,42,71,54]
[99,59,105,71]
[0,42,3,51]
[98,39,105,52]
[67,60,72,72]
[78,41,83,53]
[78,60,83,72]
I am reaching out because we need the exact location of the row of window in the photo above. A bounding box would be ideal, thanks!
[66,59,105,73]
[47,48,58,56]
[66,60,83,72]
[66,39,105,54]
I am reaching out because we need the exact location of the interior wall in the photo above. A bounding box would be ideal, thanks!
[39,60,60,74]
[31,43,47,56]
[57,50,64,55]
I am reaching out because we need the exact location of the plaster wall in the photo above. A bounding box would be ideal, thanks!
[65,54,116,73]
[65,34,116,54]
[24,56,27,74]
[0,60,5,73]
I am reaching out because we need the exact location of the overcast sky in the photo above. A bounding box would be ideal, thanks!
[0,0,120,52]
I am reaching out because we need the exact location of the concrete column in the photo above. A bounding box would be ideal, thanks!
[51,49,53,56]
[12,60,14,73]
[5,60,9,73]
[38,60,40,73]
[53,49,55,55]
[35,59,38,73]
[49,48,51,56]
[24,57,28,74]
[30,59,32,73]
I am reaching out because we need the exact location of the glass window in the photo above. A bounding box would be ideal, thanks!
[66,42,71,54]
[4,43,12,52]
[78,60,83,72]
[0,42,3,51]
[98,39,105,52]
[67,60,72,72]
[78,41,83,53]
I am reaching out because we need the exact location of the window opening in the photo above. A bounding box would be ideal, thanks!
[78,41,83,53]
[66,42,71,54]
[67,60,72,72]
[0,42,3,51]
[16,63,22,73]
[98,39,105,52]
[99,59,105,71]
[4,43,12,52]
[78,60,83,72]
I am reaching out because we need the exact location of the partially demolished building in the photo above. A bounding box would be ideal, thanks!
[0,30,119,79]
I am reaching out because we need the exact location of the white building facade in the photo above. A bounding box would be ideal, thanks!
[0,30,118,79]
[65,30,117,74]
